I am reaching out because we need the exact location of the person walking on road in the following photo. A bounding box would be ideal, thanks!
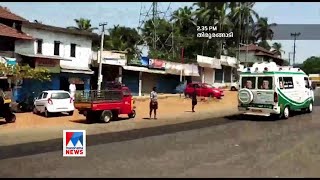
[69,80,76,99]
[149,86,158,119]
[191,87,197,112]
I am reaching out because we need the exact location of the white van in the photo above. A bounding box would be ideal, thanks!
[238,62,314,119]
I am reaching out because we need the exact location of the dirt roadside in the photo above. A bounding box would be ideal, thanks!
[0,91,238,146]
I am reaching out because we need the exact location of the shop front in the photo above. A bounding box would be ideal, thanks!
[196,55,222,85]
[17,57,61,102]
[59,73,91,92]
[59,64,93,92]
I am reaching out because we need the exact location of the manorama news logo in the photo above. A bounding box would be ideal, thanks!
[63,130,86,157]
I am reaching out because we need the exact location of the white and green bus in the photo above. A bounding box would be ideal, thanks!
[238,62,314,119]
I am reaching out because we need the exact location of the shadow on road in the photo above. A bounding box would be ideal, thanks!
[184,111,195,113]
[71,117,131,124]
[0,120,7,126]
[225,114,273,121]
[2,96,318,160]
[0,114,238,160]
[32,112,71,118]
[225,110,312,122]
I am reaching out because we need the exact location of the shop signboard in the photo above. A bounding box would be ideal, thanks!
[69,77,84,84]
[102,58,126,66]
[149,59,166,70]
[128,56,149,67]
[35,58,60,73]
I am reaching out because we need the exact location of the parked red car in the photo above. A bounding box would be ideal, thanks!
[184,82,224,99]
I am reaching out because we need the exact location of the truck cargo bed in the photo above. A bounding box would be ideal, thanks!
[74,90,123,110]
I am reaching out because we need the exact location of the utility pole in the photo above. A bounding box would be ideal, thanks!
[290,32,300,66]
[288,52,293,65]
[239,43,248,67]
[152,2,157,50]
[172,22,174,58]
[97,22,107,91]
[180,48,184,82]
[245,9,249,68]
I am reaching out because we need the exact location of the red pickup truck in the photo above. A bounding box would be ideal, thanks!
[74,85,136,124]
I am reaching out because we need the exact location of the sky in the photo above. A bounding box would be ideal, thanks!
[1,2,320,64]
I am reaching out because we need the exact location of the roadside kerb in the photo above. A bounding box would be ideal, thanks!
[0,107,239,146]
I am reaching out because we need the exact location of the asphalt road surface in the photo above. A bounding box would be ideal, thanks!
[0,98,320,178]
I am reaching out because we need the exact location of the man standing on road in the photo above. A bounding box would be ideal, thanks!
[69,80,76,99]
[191,86,197,112]
[149,86,158,119]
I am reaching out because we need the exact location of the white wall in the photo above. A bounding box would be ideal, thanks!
[203,67,215,85]
[15,26,92,69]
[15,39,35,55]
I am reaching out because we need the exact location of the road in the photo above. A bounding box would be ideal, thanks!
[0,98,319,177]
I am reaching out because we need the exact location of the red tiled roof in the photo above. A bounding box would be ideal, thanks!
[0,6,27,22]
[239,44,274,55]
[0,23,33,40]
[23,21,98,37]
[255,51,283,60]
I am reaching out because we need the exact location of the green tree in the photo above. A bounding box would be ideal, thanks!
[105,25,141,60]
[271,42,285,57]
[257,40,271,51]
[230,2,259,44]
[0,63,51,84]
[67,18,98,32]
[136,2,282,64]
[301,56,320,74]
[171,6,196,35]
[215,3,232,58]
[255,17,276,41]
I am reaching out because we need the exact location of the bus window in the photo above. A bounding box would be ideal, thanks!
[258,77,273,90]
[241,77,256,89]
[279,77,284,89]
[304,77,310,89]
[283,77,294,89]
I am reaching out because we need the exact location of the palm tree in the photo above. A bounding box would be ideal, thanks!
[171,6,196,35]
[255,17,277,41]
[67,18,98,32]
[215,3,232,57]
[258,40,271,51]
[192,2,231,57]
[141,18,173,51]
[105,25,141,60]
[272,42,285,57]
[231,2,259,44]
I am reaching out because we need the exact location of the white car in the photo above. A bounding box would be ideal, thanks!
[230,82,239,91]
[33,90,74,117]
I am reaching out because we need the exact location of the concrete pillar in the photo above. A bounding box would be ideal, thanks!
[212,69,215,84]
[202,67,205,83]
[118,66,122,83]
[231,67,234,83]
[139,71,142,97]
[222,65,225,84]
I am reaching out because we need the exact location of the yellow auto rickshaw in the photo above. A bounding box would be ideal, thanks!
[0,89,16,123]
